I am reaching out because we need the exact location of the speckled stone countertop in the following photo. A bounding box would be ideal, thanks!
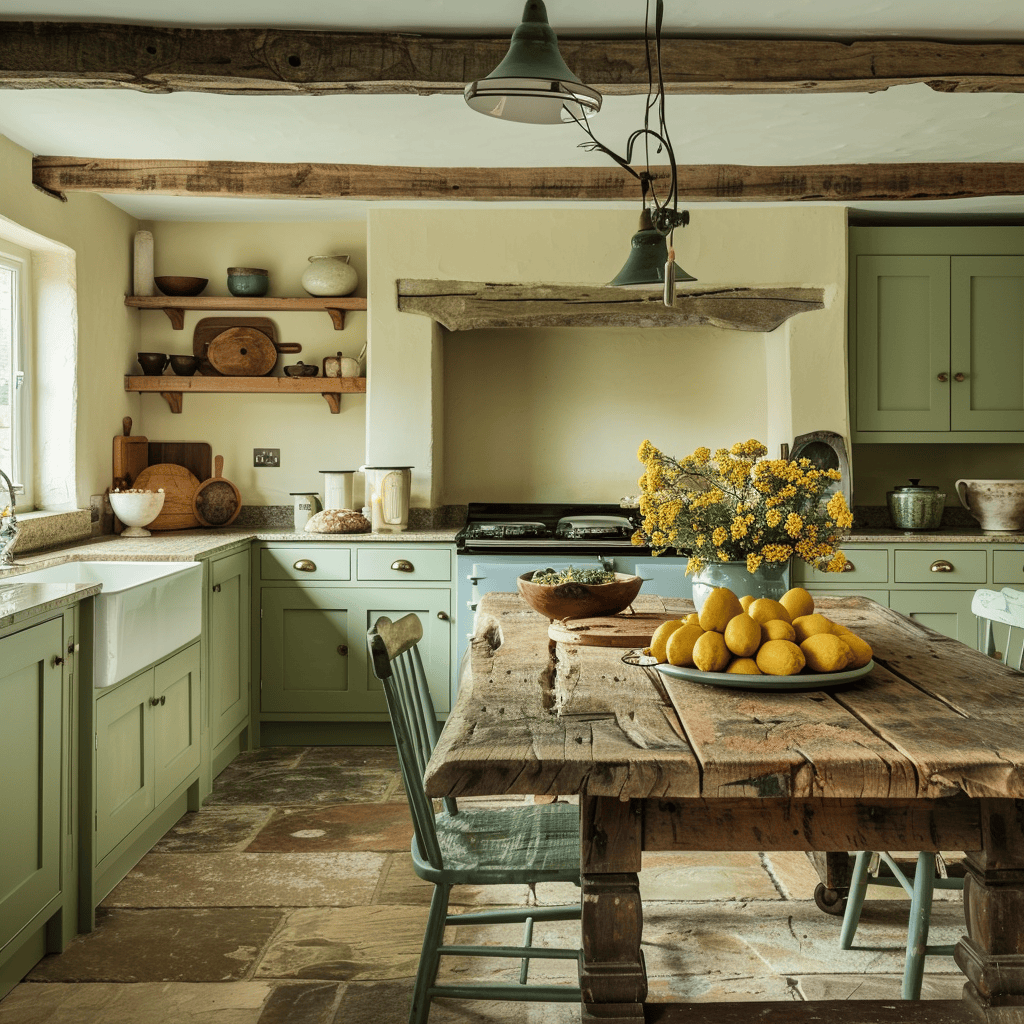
[0,580,101,631]
[848,528,1024,544]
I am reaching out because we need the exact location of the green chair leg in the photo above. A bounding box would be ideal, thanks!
[903,852,936,1001]
[840,851,872,949]
[410,882,452,1024]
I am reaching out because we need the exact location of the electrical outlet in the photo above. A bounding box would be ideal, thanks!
[254,448,280,467]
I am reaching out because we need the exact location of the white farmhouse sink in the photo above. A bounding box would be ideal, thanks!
[11,561,202,687]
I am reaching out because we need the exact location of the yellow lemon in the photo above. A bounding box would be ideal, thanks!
[756,639,806,676]
[650,619,684,663]
[780,586,815,620]
[841,632,874,669]
[724,613,761,657]
[698,588,743,633]
[747,598,792,625]
[738,594,756,612]
[761,619,796,645]
[692,630,731,672]
[665,623,706,667]
[832,622,853,636]
[801,634,852,673]
[726,657,763,675]
[683,613,701,627]
[792,613,836,644]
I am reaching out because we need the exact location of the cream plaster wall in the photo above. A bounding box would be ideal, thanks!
[368,206,848,506]
[138,221,367,506]
[0,129,138,508]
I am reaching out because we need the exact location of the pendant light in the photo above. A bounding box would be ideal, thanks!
[464,1,602,125]
[609,209,696,289]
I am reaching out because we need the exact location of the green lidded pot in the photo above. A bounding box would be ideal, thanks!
[887,479,946,531]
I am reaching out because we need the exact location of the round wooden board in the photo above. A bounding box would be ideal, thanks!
[133,463,201,530]
[206,327,277,376]
[548,611,681,648]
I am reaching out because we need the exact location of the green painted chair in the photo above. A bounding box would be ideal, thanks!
[367,613,583,1024]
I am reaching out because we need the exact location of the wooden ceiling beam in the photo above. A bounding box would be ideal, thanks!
[31,157,1024,203]
[3,23,1024,95]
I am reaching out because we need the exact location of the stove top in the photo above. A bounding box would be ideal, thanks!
[457,502,641,551]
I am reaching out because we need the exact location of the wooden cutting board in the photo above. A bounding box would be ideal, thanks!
[147,441,212,484]
[193,317,299,376]
[133,463,201,530]
[207,327,278,376]
[111,416,149,533]
[548,611,681,648]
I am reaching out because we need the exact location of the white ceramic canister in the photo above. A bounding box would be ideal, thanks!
[320,470,356,511]
[361,466,412,532]
[301,255,358,297]
[290,492,322,531]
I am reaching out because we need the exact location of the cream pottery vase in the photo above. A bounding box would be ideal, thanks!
[301,255,358,297]
[955,479,1024,531]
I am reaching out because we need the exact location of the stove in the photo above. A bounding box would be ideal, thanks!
[457,502,640,554]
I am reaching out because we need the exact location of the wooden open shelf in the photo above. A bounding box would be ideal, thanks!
[125,375,367,414]
[124,295,367,330]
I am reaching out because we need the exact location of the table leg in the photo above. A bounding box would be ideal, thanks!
[956,799,1024,1022]
[580,795,646,1021]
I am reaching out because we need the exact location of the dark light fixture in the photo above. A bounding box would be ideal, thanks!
[463,0,602,125]
[610,208,696,289]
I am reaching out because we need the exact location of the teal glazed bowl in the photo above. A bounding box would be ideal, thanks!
[227,267,269,297]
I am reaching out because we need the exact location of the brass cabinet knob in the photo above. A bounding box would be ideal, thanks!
[391,559,414,573]
[954,372,966,382]
[149,696,160,706]
[212,583,221,592]
[930,559,954,572]
[51,654,65,667]
[841,561,856,573]
[937,372,949,383]
[293,559,317,572]
[337,644,348,656]
[437,611,450,621]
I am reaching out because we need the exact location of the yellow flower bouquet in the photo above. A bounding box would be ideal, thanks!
[632,438,853,575]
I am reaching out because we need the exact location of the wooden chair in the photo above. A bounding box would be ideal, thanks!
[367,614,583,1024]
[973,586,1024,668]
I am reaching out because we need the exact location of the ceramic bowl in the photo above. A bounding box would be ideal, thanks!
[136,352,168,375]
[283,362,319,377]
[516,571,643,620]
[154,276,208,296]
[109,490,165,537]
[227,267,269,297]
[169,355,200,376]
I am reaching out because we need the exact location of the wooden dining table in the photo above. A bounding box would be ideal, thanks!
[424,592,1024,1024]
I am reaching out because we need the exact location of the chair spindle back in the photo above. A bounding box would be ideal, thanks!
[972,587,1024,671]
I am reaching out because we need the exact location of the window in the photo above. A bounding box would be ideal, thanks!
[0,243,31,510]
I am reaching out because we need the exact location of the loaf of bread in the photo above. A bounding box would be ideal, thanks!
[304,508,372,534]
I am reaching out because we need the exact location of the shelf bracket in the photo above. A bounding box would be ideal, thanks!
[321,392,342,414]
[159,391,184,413]
[325,308,346,330]
[160,308,186,330]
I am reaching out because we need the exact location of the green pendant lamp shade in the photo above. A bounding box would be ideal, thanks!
[610,209,697,287]
[464,1,602,124]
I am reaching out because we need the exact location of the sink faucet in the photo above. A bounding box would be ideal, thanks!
[0,468,20,565]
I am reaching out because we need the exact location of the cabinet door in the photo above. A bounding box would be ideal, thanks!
[951,256,1024,431]
[0,618,63,950]
[261,586,363,713]
[855,254,950,432]
[356,589,452,714]
[889,590,977,648]
[209,550,250,747]
[95,672,155,863]
[806,588,889,608]
[154,644,202,805]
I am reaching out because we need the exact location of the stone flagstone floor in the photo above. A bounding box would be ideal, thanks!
[0,746,967,1024]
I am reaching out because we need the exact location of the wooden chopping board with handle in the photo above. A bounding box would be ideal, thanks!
[133,463,201,530]
[112,417,148,490]
[207,327,278,376]
[193,455,241,527]
[548,611,681,648]
[193,317,300,376]
[147,441,212,484]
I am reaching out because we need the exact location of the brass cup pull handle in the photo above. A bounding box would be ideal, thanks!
[954,372,966,382]
[337,644,348,656]
[293,559,317,572]
[841,561,856,573]
[937,372,949,383]
[391,559,414,573]
[930,559,955,573]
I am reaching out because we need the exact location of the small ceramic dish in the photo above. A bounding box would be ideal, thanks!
[154,276,208,296]
[169,355,200,376]
[136,352,168,375]
[283,362,319,377]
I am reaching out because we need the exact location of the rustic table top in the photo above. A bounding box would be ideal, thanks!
[425,592,1024,802]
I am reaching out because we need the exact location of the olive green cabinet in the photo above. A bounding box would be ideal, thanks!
[850,228,1024,442]
[888,590,979,648]
[208,549,250,755]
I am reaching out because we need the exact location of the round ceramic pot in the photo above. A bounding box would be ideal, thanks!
[301,255,358,297]
[887,480,946,530]
[955,479,1024,532]
[227,267,269,297]
[690,560,788,613]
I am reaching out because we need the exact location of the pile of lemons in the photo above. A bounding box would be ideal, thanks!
[649,586,873,677]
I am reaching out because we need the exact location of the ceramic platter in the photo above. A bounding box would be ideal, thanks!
[654,660,875,692]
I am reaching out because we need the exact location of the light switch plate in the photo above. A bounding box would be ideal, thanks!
[254,448,280,467]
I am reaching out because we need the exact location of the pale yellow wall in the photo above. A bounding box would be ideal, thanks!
[0,130,138,508]
[139,221,367,506]
[368,206,848,506]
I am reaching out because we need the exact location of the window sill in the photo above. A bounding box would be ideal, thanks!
[13,508,91,554]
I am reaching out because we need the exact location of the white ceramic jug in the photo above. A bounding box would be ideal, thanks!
[955,479,1024,532]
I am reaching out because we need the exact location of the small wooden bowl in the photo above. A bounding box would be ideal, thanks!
[155,276,208,296]
[516,571,643,620]
[283,362,319,377]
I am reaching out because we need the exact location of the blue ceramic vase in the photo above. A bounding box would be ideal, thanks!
[690,560,789,612]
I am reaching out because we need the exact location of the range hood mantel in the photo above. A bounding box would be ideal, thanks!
[397,280,825,332]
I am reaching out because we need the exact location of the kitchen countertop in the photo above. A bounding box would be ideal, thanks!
[848,528,1024,543]
[0,580,101,632]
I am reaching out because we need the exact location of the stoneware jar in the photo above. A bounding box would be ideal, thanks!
[301,255,358,297]
[887,479,946,531]
[955,479,1024,531]
[227,267,269,297]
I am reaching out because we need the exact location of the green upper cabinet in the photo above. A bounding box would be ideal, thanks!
[850,227,1024,442]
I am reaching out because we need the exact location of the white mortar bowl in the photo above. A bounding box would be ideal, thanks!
[955,479,1024,532]
[109,490,165,537]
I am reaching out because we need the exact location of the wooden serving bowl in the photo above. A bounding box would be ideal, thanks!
[516,571,643,620]
[154,276,208,296]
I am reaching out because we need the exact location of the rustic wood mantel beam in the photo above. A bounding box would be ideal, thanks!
[31,157,1024,204]
[3,23,1024,95]
[396,281,826,333]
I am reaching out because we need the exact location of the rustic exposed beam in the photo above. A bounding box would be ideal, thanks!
[3,23,1024,95]
[32,157,1024,203]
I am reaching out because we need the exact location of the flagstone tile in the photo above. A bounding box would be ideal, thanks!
[639,851,781,902]
[27,909,284,983]
[302,746,400,770]
[647,975,800,1002]
[762,851,822,900]
[152,807,275,853]
[794,974,966,1001]
[102,852,385,908]
[0,982,273,1024]
[207,766,396,806]
[254,906,430,982]
[374,852,533,908]
[246,803,413,853]
[255,981,341,1023]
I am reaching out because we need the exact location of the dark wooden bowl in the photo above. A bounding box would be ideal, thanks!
[283,362,319,377]
[516,571,643,620]
[155,276,208,296]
